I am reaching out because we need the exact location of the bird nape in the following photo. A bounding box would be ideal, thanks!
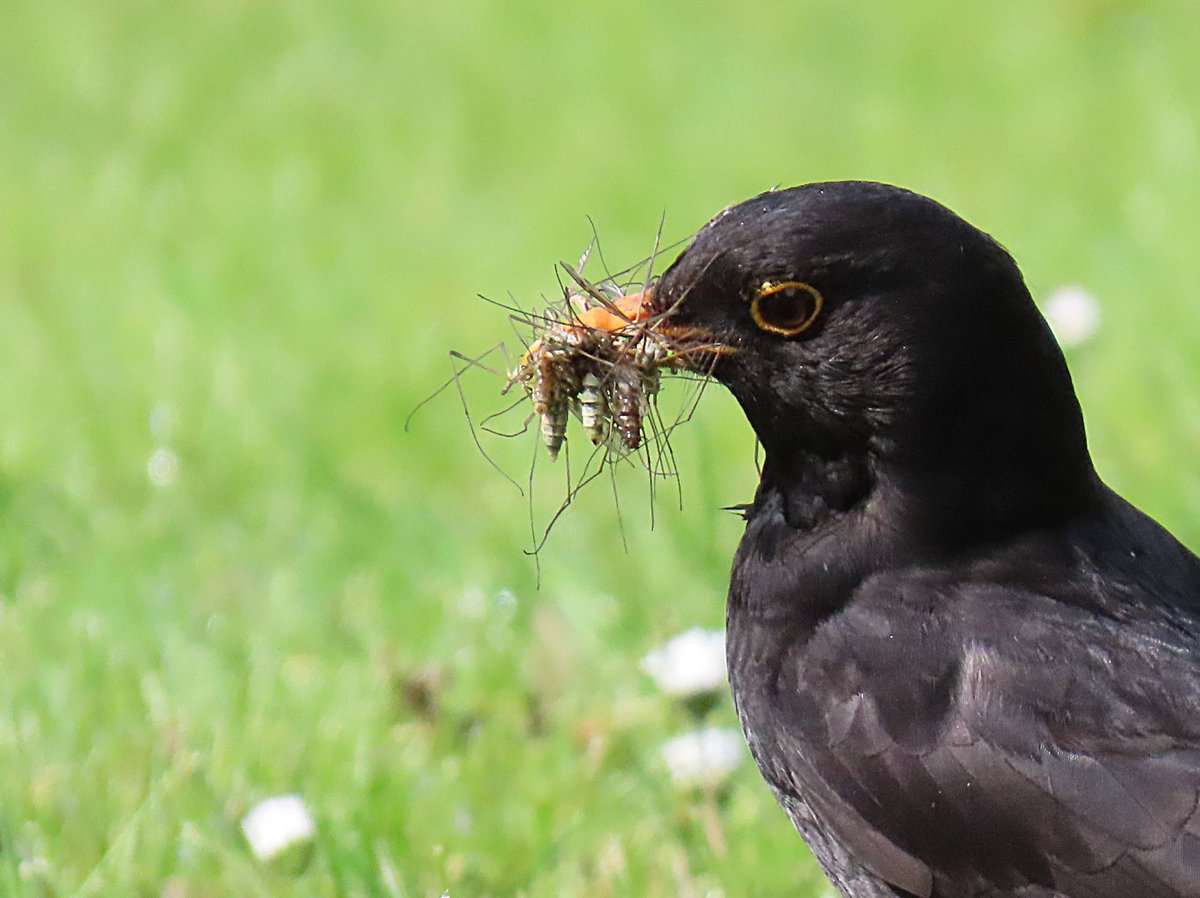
[572,182,1200,898]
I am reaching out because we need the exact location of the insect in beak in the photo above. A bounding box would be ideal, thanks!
[507,288,678,461]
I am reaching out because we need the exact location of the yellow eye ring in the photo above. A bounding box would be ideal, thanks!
[750,281,823,336]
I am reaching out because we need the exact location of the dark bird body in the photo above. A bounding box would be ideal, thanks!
[623,183,1200,896]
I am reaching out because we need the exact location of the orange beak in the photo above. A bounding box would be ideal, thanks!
[569,290,653,333]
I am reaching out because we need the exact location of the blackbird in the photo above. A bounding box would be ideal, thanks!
[586,182,1200,897]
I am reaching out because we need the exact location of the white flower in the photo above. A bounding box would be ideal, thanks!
[641,628,726,698]
[661,726,744,788]
[146,447,180,487]
[1042,285,1100,349]
[241,795,316,862]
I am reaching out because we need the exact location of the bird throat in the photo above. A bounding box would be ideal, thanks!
[753,447,873,532]
[731,447,884,630]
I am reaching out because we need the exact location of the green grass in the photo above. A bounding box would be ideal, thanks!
[1,0,1199,895]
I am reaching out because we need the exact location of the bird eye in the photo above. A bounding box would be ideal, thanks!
[750,281,823,336]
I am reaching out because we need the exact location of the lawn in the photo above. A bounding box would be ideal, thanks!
[1,1,1199,895]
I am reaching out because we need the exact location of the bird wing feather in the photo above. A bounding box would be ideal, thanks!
[766,576,1200,897]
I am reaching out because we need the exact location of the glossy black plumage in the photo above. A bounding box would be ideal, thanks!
[647,183,1200,897]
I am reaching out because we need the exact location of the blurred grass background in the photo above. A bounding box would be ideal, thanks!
[1,0,1199,895]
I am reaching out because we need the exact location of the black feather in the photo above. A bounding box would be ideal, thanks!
[649,182,1200,898]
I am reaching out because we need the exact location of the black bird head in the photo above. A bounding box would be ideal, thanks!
[602,182,1099,543]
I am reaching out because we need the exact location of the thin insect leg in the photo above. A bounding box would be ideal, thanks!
[498,339,515,375]
[668,366,718,424]
[576,234,597,275]
[610,235,691,281]
[528,431,605,559]
[480,393,532,423]
[562,429,574,499]
[657,340,737,368]
[484,294,575,337]
[586,216,615,285]
[642,210,666,297]
[481,413,534,440]
[405,342,509,432]
[571,436,612,496]
[579,438,611,493]
[754,436,763,477]
[576,221,627,299]
[648,396,686,480]
[560,260,612,308]
[658,405,686,512]
[634,399,664,476]
[479,398,535,437]
[608,458,629,554]
[562,432,609,501]
[499,303,569,334]
[640,432,658,531]
[477,290,571,336]
[638,398,681,521]
[476,292,546,322]
[543,294,577,328]
[661,380,716,453]
[655,359,718,462]
[537,281,580,308]
[644,395,684,511]
[448,352,525,496]
[643,434,662,525]
[638,412,667,480]
[662,377,711,435]
[601,234,692,285]
[550,263,593,328]
[404,373,458,432]
[448,348,511,380]
[506,290,574,332]
[526,461,609,557]
[639,357,707,519]
[500,329,536,401]
[526,436,542,585]
[553,265,571,303]
[507,316,538,357]
[560,262,635,321]
[567,456,611,511]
